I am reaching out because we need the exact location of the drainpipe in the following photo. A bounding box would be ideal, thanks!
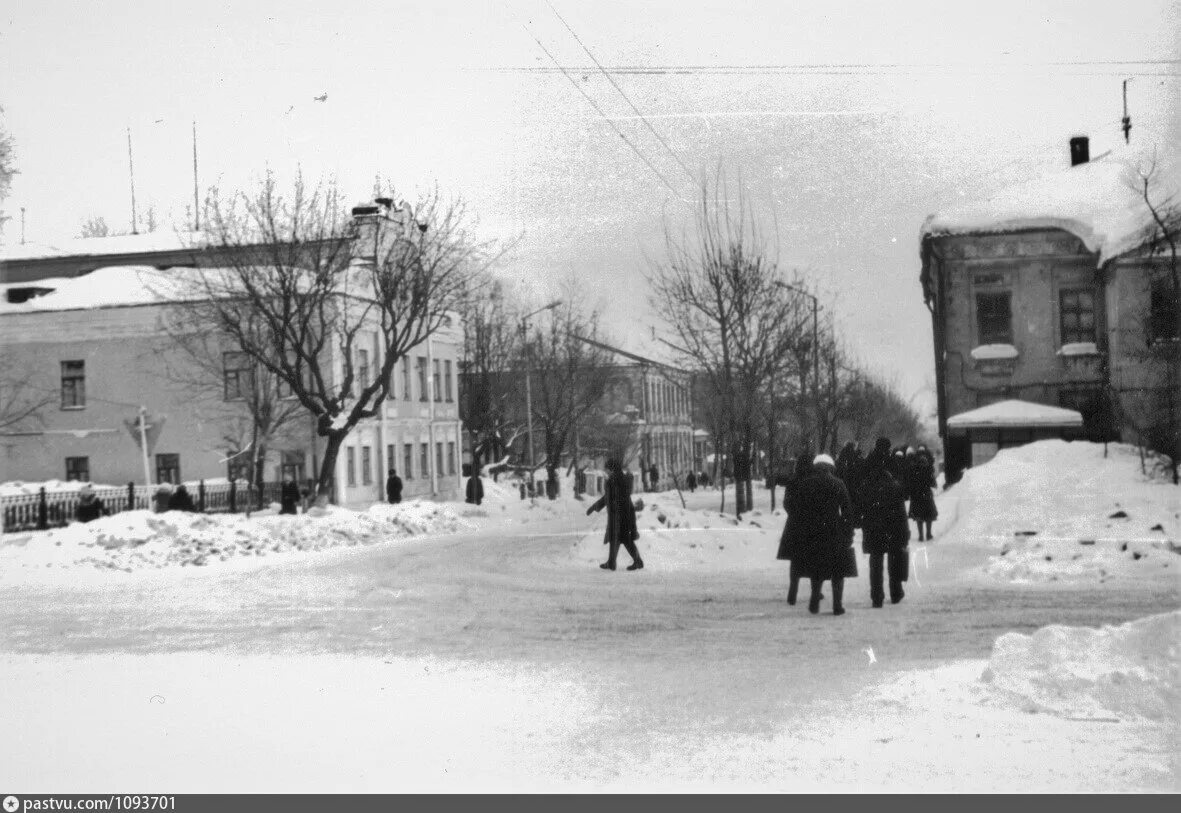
[427,335,437,496]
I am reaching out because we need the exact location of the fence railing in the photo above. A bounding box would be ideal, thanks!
[1,480,312,534]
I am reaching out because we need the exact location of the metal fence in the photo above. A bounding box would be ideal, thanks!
[1,480,309,534]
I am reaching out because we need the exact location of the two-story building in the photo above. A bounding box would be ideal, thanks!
[921,138,1179,484]
[0,203,465,504]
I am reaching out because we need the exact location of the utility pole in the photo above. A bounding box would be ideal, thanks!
[519,300,563,492]
[192,120,200,230]
[138,406,152,487]
[126,127,138,235]
[1122,79,1133,145]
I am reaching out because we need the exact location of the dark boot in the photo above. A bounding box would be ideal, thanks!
[832,578,846,616]
[600,562,616,570]
[787,574,799,605]
[808,579,823,614]
[626,560,644,571]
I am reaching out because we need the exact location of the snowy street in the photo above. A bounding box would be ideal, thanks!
[2,444,1179,792]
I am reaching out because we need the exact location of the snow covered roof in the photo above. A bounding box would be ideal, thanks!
[0,231,208,262]
[0,265,223,314]
[947,399,1083,429]
[921,147,1177,265]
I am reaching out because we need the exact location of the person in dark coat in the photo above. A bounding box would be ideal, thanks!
[586,457,643,571]
[648,464,660,492]
[465,472,484,506]
[777,452,817,605]
[279,478,300,515]
[168,484,197,512]
[385,469,403,504]
[907,446,939,541]
[74,485,105,523]
[859,451,911,607]
[686,470,697,492]
[789,454,857,615]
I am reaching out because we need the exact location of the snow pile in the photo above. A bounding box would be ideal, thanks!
[0,501,471,574]
[980,611,1180,722]
[970,343,1019,361]
[938,440,1179,584]
[0,479,120,497]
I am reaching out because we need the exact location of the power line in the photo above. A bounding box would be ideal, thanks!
[521,24,685,199]
[479,58,1181,74]
[545,1,698,185]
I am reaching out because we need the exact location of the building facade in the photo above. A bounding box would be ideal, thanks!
[921,140,1179,483]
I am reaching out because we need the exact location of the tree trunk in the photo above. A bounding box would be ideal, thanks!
[546,464,559,500]
[316,430,346,504]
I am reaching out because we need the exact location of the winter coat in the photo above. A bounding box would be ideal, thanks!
[785,469,857,580]
[588,470,639,545]
[75,495,105,523]
[168,487,197,512]
[279,481,300,515]
[907,457,939,521]
[859,468,911,555]
[386,474,403,504]
[465,475,484,505]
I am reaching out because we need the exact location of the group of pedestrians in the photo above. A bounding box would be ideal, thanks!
[776,437,940,615]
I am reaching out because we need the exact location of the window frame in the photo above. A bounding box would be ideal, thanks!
[404,443,414,480]
[346,447,357,487]
[361,445,373,486]
[1149,277,1179,344]
[155,453,181,485]
[60,360,86,410]
[1058,287,1097,346]
[417,356,429,402]
[975,291,1013,346]
[65,456,90,482]
[444,359,453,402]
[222,351,254,402]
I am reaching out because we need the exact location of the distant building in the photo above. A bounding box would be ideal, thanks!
[921,138,1179,484]
[0,205,464,505]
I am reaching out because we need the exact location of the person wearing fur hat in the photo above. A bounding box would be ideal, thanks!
[787,453,857,615]
[74,484,105,523]
[777,451,820,605]
[859,451,911,607]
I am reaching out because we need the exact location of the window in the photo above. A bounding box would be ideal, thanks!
[1059,288,1096,345]
[281,450,305,483]
[346,447,356,487]
[432,359,441,403]
[404,443,414,480]
[227,460,249,482]
[420,443,429,478]
[436,442,444,475]
[65,456,89,482]
[356,348,370,390]
[447,441,456,475]
[223,352,253,401]
[444,360,453,402]
[976,292,1012,345]
[61,360,85,409]
[156,453,180,485]
[362,446,373,485]
[402,357,412,401]
[417,356,428,402]
[1150,277,1179,343]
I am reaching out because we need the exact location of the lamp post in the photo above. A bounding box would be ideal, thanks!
[520,299,563,482]
[775,281,821,450]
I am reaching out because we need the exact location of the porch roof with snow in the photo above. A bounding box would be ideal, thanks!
[920,147,1175,266]
[947,399,1083,430]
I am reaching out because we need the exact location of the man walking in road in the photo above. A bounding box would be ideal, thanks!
[386,469,403,504]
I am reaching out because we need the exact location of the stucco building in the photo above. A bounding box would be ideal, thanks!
[921,138,1179,484]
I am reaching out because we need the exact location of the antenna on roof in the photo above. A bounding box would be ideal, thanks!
[126,126,139,235]
[1121,79,1132,145]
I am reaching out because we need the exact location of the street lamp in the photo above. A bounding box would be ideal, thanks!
[520,299,563,481]
[775,281,821,450]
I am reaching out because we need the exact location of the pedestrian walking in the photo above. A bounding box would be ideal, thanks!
[74,484,105,523]
[907,446,939,541]
[586,457,643,571]
[279,477,300,515]
[860,444,911,607]
[168,484,197,512]
[777,452,819,605]
[686,470,697,492]
[790,453,857,615]
[465,471,484,506]
[385,469,403,504]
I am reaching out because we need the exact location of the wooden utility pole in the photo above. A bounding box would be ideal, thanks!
[1122,79,1132,145]
[126,127,138,234]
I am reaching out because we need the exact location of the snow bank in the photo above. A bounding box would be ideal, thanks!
[0,500,472,574]
[981,611,1180,722]
[0,479,120,497]
[937,440,1179,584]
[970,343,1018,361]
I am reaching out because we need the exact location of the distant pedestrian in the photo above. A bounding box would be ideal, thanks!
[586,457,643,571]
[777,451,817,605]
[648,464,659,491]
[386,469,403,504]
[152,483,173,513]
[465,471,484,506]
[790,454,857,615]
[280,477,300,515]
[908,446,938,541]
[74,484,105,523]
[168,484,197,512]
[860,449,911,607]
[686,471,697,492]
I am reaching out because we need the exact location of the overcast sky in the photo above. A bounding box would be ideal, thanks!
[3,0,1179,416]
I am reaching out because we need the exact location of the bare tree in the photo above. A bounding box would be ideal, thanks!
[78,216,112,239]
[647,170,814,516]
[0,109,15,237]
[0,356,53,432]
[458,275,524,468]
[525,296,613,498]
[166,172,495,501]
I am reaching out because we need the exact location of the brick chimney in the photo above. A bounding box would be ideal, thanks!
[1069,136,1090,167]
